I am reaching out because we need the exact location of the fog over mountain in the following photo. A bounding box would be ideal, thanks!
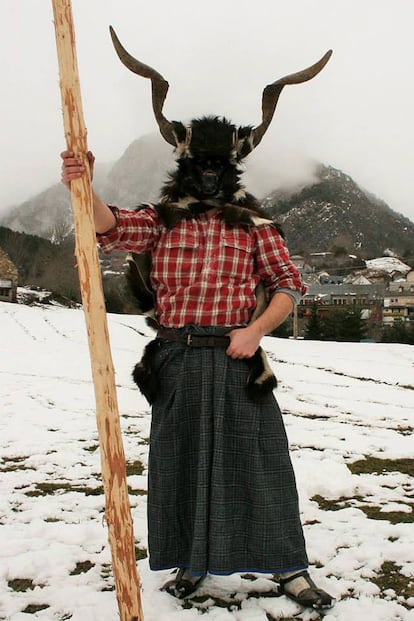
[1,134,413,262]
[0,134,320,234]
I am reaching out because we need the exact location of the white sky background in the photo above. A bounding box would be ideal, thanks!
[1,0,414,222]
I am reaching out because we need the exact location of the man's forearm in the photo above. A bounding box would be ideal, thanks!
[251,291,295,338]
[92,190,116,233]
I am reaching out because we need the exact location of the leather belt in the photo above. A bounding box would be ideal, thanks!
[157,328,230,348]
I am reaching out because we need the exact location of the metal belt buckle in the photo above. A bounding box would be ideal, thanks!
[186,334,193,346]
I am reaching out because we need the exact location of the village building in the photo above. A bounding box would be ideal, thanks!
[299,283,385,314]
[291,255,306,269]
[318,272,345,285]
[308,252,333,269]
[0,247,18,303]
[343,269,390,285]
[383,270,414,325]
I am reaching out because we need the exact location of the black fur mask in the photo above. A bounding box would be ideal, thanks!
[152,116,285,229]
[159,116,255,207]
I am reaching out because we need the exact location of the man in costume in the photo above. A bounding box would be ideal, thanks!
[61,28,334,611]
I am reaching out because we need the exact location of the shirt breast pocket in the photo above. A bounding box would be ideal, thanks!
[220,230,254,280]
[152,228,200,287]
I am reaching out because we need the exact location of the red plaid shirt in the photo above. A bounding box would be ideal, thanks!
[97,206,307,327]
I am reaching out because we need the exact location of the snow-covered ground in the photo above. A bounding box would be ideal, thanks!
[0,301,413,621]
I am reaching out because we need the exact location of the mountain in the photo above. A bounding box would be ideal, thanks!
[1,183,73,241]
[0,135,173,240]
[0,161,112,241]
[262,165,414,260]
[99,133,174,207]
[1,138,413,263]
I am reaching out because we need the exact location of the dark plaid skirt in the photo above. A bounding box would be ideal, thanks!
[147,326,308,576]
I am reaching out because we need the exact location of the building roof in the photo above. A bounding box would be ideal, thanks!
[0,247,18,282]
[304,283,386,298]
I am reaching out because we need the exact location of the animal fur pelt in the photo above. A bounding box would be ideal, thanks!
[245,347,278,400]
[132,335,277,405]
[155,197,278,230]
[132,337,162,404]
[125,197,283,317]
[126,198,279,404]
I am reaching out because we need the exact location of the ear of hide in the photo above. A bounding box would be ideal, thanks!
[245,347,277,401]
[246,286,277,399]
[131,339,160,404]
[155,203,194,229]
[221,204,268,227]
[126,252,155,314]
[249,281,268,323]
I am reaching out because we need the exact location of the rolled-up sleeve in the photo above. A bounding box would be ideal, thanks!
[254,224,308,304]
[96,205,159,254]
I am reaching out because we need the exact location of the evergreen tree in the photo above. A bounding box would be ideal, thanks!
[342,309,367,342]
[381,320,414,345]
[306,307,367,342]
[321,309,345,341]
[271,316,293,339]
[304,303,324,340]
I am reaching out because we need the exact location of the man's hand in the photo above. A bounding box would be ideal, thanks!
[226,292,295,359]
[60,150,116,234]
[226,325,262,359]
[60,150,95,189]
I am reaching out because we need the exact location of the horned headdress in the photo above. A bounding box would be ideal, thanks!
[109,26,332,161]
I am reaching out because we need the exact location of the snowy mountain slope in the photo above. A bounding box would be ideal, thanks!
[0,302,413,620]
[263,165,414,258]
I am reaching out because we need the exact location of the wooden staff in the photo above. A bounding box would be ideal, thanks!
[51,2,144,619]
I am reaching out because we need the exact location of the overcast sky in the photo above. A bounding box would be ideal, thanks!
[1,0,414,222]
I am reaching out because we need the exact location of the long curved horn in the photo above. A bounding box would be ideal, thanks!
[252,50,333,149]
[109,26,177,146]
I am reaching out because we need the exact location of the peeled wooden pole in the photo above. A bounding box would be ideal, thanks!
[51,2,144,619]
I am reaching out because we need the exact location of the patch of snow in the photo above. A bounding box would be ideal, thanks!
[0,302,413,620]
[366,257,411,275]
